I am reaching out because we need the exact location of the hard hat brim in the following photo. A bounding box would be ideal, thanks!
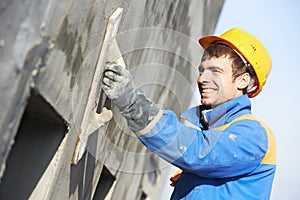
[199,35,235,51]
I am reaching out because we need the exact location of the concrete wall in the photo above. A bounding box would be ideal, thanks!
[0,0,224,199]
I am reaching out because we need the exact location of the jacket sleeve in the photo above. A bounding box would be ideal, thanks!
[137,110,268,178]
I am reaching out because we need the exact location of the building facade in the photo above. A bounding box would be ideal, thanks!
[0,1,224,199]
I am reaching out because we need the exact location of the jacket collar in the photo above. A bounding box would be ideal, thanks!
[182,95,252,130]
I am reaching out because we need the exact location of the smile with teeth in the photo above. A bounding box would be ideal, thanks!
[202,88,215,93]
[201,87,216,94]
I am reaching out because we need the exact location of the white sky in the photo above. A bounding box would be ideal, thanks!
[214,0,300,199]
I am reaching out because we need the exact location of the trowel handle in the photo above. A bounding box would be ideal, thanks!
[96,88,106,114]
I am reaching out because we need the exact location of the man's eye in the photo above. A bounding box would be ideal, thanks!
[211,68,222,74]
[212,69,221,73]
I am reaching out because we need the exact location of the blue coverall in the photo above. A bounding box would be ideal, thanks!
[137,94,276,199]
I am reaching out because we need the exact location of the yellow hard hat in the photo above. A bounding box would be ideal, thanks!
[199,28,272,97]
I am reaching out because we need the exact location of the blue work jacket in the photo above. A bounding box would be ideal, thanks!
[137,95,276,199]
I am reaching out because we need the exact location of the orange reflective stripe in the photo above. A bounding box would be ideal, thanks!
[258,121,276,165]
[214,114,253,131]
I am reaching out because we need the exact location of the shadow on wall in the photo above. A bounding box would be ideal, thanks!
[69,130,116,200]
[70,146,96,199]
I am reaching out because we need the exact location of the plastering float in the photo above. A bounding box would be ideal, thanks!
[71,7,125,165]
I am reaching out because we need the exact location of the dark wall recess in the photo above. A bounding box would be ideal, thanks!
[0,91,67,200]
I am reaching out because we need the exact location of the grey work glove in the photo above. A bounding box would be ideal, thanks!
[102,63,161,133]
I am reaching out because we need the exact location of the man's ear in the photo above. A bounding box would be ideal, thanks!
[237,73,251,90]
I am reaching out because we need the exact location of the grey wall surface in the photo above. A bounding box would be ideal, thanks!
[0,0,224,199]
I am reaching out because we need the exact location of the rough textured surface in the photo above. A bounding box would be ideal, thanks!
[0,0,224,199]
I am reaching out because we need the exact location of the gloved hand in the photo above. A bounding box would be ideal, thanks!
[102,62,161,133]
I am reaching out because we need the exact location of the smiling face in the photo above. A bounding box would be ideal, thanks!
[198,56,249,108]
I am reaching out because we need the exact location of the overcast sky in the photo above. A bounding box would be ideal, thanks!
[214,0,300,199]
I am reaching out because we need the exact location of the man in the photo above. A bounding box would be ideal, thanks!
[102,28,276,199]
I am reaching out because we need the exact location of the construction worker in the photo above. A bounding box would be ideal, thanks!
[102,28,276,199]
